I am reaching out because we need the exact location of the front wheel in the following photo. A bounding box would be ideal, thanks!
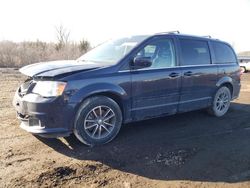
[74,96,122,146]
[208,86,231,117]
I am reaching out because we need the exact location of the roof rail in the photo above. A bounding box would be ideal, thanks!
[203,35,212,38]
[155,31,180,34]
[202,35,220,40]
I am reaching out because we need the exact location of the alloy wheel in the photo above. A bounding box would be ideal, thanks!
[84,105,116,139]
[214,89,230,115]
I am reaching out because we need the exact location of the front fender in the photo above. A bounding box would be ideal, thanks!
[69,82,127,104]
[68,82,130,125]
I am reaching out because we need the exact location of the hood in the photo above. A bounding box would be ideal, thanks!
[19,60,100,77]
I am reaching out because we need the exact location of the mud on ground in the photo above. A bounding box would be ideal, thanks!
[0,68,250,188]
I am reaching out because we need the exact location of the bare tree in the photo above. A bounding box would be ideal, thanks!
[79,39,91,53]
[0,24,92,67]
[55,24,70,51]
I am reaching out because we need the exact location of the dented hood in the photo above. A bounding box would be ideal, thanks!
[19,60,100,77]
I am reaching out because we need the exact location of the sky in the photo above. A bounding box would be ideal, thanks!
[0,0,250,52]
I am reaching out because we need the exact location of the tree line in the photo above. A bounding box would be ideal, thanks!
[0,25,91,68]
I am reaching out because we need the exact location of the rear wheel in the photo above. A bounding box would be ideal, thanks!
[74,96,122,146]
[208,86,231,117]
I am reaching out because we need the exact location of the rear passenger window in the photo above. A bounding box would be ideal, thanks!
[212,42,237,64]
[180,39,211,66]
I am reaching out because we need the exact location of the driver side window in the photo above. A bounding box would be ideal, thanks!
[135,39,176,69]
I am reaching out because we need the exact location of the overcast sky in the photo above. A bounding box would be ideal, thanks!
[0,0,249,52]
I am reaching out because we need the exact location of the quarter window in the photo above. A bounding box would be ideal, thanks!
[180,39,211,66]
[135,39,176,68]
[212,42,237,64]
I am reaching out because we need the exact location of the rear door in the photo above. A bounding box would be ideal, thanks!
[130,36,181,121]
[178,38,218,112]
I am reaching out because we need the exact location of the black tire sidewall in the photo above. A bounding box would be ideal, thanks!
[74,96,122,146]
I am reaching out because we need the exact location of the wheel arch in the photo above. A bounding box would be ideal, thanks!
[84,91,125,117]
[70,83,129,125]
[216,76,233,96]
[220,83,233,96]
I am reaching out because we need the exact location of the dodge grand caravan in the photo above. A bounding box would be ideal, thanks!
[13,32,241,146]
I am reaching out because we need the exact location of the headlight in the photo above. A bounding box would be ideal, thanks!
[32,81,67,97]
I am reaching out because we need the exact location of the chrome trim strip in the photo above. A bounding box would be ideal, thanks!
[118,69,131,73]
[118,63,237,72]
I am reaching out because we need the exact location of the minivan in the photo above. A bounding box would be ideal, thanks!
[13,32,241,146]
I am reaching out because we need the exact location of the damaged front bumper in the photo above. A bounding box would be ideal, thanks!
[13,84,75,138]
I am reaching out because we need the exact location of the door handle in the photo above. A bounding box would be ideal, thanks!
[184,71,193,76]
[169,72,180,78]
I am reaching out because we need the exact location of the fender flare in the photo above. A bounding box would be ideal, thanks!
[216,76,233,88]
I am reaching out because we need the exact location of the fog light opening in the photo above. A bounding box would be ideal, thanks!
[28,118,43,128]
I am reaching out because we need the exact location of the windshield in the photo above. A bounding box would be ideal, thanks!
[77,35,149,65]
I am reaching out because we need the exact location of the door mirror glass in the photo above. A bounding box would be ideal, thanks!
[133,57,152,69]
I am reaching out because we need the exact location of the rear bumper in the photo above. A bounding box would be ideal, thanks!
[13,90,76,138]
[232,82,241,100]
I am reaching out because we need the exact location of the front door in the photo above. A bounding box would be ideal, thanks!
[130,37,181,121]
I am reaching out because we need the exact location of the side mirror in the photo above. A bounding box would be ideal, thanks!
[132,57,152,69]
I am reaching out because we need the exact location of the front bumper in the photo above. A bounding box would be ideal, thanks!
[13,90,76,138]
[20,121,70,137]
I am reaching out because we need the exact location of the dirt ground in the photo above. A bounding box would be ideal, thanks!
[0,68,250,188]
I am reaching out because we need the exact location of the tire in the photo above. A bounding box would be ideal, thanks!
[208,86,231,117]
[73,96,122,146]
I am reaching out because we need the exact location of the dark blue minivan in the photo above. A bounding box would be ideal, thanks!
[13,32,241,145]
